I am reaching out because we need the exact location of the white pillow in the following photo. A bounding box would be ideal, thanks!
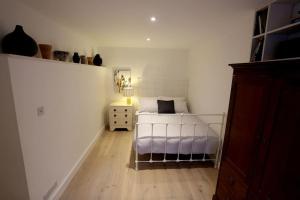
[158,96,185,101]
[158,96,189,113]
[139,97,158,112]
[174,100,189,113]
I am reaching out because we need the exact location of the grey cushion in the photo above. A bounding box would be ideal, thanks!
[157,100,175,114]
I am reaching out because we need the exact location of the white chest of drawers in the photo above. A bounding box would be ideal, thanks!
[109,102,133,131]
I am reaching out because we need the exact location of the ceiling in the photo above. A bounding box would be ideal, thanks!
[17,0,268,49]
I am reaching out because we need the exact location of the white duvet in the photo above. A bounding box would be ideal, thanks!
[133,113,219,155]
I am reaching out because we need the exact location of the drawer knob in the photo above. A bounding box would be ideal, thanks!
[114,114,117,117]
[114,121,117,124]
[113,109,116,112]
[125,121,128,124]
[125,109,127,112]
[125,114,127,117]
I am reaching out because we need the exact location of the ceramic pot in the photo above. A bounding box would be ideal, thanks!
[1,25,38,57]
[93,54,102,66]
[39,44,52,59]
[53,50,69,61]
[87,57,93,65]
[72,52,80,63]
[80,55,86,64]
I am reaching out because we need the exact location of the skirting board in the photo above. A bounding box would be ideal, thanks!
[50,126,105,200]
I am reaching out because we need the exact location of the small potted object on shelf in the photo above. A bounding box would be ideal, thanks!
[87,57,93,65]
[39,44,52,59]
[80,55,86,64]
[1,25,38,57]
[93,54,102,66]
[72,52,80,63]
[53,50,69,61]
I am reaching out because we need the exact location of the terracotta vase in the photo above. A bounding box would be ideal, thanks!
[39,44,52,59]
[1,25,38,57]
[87,57,93,65]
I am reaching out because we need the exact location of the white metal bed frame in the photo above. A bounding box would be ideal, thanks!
[134,113,226,170]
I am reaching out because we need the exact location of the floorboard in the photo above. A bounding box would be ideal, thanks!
[60,130,218,200]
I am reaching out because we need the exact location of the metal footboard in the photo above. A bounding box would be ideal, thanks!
[134,113,226,170]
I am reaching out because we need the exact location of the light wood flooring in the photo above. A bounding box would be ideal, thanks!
[60,130,218,200]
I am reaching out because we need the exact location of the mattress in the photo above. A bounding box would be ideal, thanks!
[133,113,219,155]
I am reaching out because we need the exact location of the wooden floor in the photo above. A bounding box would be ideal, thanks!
[60,130,218,200]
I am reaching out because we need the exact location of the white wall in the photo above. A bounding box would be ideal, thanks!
[3,54,107,200]
[0,56,30,200]
[187,9,254,114]
[98,47,189,104]
[0,0,96,56]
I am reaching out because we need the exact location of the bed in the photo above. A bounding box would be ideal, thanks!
[133,97,225,170]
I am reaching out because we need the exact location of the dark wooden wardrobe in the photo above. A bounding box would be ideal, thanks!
[213,60,300,200]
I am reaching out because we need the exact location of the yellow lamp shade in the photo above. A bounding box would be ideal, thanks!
[123,87,134,105]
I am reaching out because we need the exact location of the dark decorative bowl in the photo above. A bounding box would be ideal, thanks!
[53,50,69,61]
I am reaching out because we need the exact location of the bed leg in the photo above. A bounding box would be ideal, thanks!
[214,159,220,169]
[214,160,218,169]
[135,123,139,171]
[135,152,139,170]
[135,161,138,171]
[135,149,139,170]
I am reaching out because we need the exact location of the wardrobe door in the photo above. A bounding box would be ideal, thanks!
[215,72,273,200]
[258,77,300,200]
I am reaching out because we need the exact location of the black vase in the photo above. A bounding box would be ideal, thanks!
[1,25,38,57]
[72,52,80,63]
[93,54,102,66]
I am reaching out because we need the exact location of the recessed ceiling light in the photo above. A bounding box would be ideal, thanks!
[146,38,151,41]
[150,16,156,22]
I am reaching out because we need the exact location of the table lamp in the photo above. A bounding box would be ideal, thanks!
[123,87,134,105]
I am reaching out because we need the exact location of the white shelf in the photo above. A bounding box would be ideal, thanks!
[250,0,300,62]
[267,21,300,34]
[267,56,300,62]
[0,54,106,68]
[253,33,265,39]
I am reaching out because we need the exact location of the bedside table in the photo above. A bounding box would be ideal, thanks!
[109,102,133,131]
